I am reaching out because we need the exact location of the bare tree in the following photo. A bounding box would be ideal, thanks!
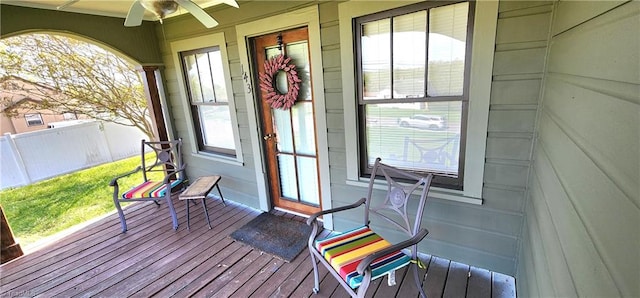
[0,34,154,139]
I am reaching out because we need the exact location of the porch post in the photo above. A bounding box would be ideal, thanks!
[140,65,169,142]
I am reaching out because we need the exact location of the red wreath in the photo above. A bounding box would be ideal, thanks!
[259,54,301,110]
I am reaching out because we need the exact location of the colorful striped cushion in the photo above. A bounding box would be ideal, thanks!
[122,180,183,199]
[314,226,411,289]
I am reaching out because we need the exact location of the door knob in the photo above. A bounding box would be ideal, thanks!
[263,133,276,141]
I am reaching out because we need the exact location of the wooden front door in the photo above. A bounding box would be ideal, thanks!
[251,27,321,215]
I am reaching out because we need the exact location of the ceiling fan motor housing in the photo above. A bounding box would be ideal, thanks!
[140,0,179,19]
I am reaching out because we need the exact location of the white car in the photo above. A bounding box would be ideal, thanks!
[398,115,446,130]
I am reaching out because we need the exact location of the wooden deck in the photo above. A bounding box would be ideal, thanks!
[0,195,515,297]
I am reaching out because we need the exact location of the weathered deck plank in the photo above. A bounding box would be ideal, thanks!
[492,272,517,298]
[467,266,493,298]
[443,261,471,298]
[0,196,516,298]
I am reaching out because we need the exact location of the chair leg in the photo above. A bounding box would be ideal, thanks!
[165,195,179,230]
[186,199,191,230]
[357,271,372,298]
[309,250,320,294]
[202,198,212,229]
[114,199,127,233]
[215,184,226,206]
[414,262,426,298]
[112,185,127,233]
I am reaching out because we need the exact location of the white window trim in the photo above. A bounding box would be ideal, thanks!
[25,113,44,126]
[170,32,243,165]
[235,6,334,229]
[339,0,498,204]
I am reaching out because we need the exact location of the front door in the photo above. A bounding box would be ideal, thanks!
[251,27,322,215]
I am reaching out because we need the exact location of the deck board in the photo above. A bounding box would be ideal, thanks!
[467,266,493,298]
[424,256,451,298]
[0,196,515,298]
[492,272,516,298]
[443,261,471,298]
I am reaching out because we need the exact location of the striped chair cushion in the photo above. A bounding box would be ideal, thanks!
[122,180,183,199]
[314,226,411,289]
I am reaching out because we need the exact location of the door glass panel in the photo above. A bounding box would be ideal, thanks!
[291,101,315,155]
[266,47,280,60]
[278,154,298,200]
[273,108,293,153]
[297,156,319,205]
[285,42,311,101]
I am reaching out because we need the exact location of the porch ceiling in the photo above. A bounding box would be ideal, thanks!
[2,0,234,20]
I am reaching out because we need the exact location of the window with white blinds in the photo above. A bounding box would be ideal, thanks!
[180,46,237,157]
[355,1,473,189]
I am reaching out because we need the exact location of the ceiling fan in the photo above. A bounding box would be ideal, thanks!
[124,0,238,28]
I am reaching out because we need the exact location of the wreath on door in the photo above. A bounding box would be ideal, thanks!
[259,54,301,110]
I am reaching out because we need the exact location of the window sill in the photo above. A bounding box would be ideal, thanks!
[345,178,483,205]
[190,151,244,167]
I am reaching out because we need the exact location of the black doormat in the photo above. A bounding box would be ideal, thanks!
[230,212,312,262]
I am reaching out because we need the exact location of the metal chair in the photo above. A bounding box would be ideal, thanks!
[307,157,433,298]
[110,139,186,233]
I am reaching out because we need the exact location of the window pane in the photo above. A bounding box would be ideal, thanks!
[428,2,468,97]
[25,113,43,126]
[199,105,236,151]
[365,101,461,175]
[208,51,228,102]
[393,11,427,98]
[361,19,391,99]
[196,53,215,102]
[286,41,312,101]
[273,108,294,153]
[278,154,298,200]
[183,55,203,103]
[292,101,316,155]
[297,156,319,205]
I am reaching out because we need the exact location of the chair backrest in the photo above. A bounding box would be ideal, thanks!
[140,138,185,182]
[364,158,433,237]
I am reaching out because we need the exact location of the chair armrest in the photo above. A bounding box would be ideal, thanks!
[306,197,366,226]
[356,228,429,275]
[109,166,142,187]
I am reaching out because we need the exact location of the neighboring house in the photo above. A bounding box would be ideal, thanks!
[0,76,84,135]
[1,1,638,297]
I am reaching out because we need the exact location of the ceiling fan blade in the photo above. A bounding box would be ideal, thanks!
[176,0,219,28]
[218,0,239,8]
[124,0,145,27]
[56,0,78,10]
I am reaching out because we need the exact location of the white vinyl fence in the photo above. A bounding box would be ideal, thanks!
[0,121,148,190]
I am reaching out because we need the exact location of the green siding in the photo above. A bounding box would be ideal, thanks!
[518,1,640,297]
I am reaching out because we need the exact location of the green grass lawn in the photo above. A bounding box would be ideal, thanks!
[0,155,161,248]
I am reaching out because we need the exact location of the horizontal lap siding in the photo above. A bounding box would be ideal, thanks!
[520,1,639,297]
[484,1,553,276]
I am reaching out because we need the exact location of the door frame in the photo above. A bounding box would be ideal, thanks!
[235,5,333,229]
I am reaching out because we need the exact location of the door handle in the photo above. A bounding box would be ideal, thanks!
[263,133,276,141]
